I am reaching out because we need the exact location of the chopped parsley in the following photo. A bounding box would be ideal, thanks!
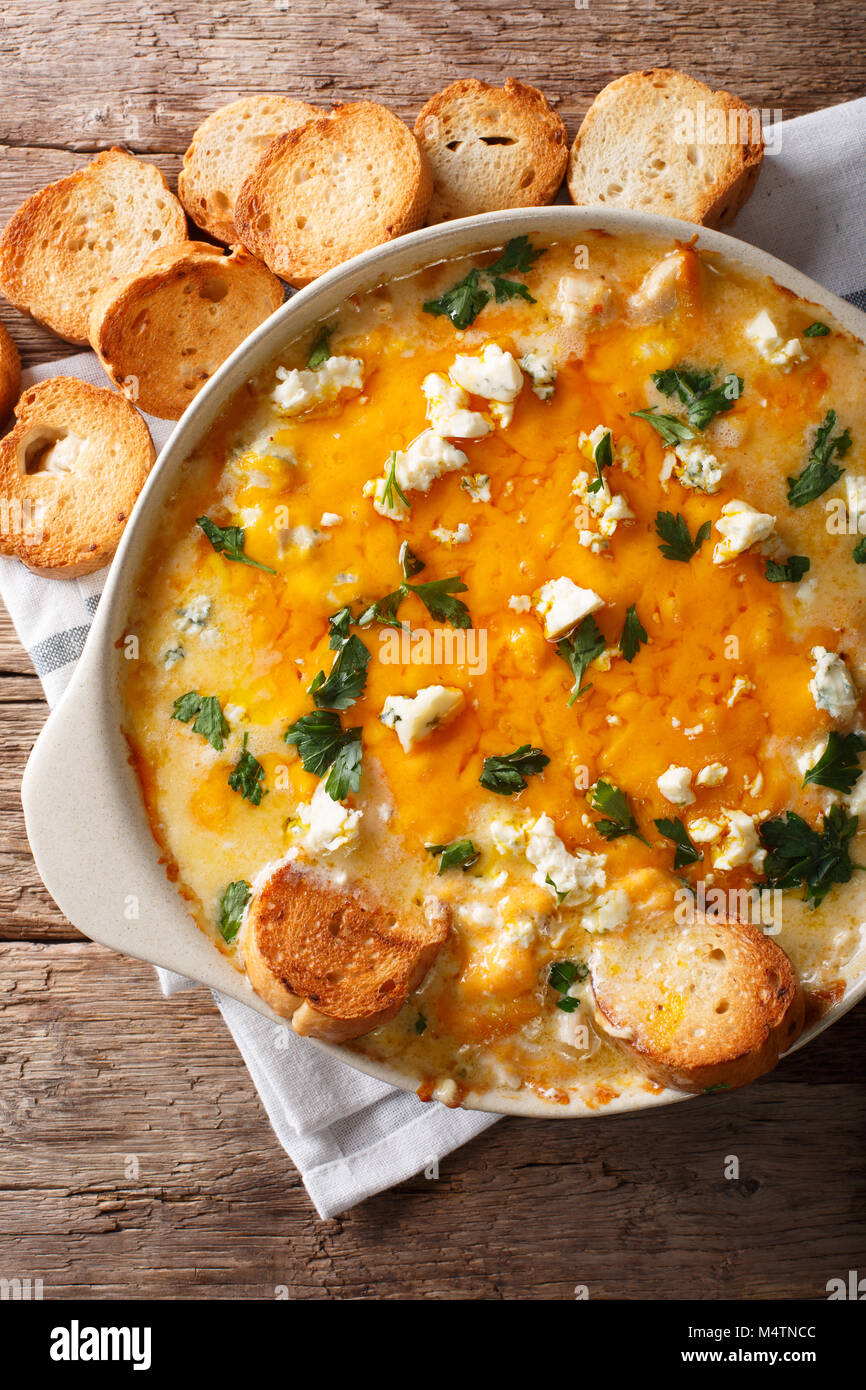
[759,805,861,907]
[307,323,333,368]
[423,236,545,329]
[651,364,743,431]
[545,874,570,904]
[196,515,276,574]
[381,450,409,514]
[654,510,711,562]
[426,838,480,874]
[630,408,695,446]
[854,537,866,564]
[619,604,648,662]
[765,555,810,583]
[654,816,702,869]
[549,959,589,1012]
[587,429,613,494]
[786,409,852,508]
[803,321,830,338]
[802,731,865,794]
[171,691,230,751]
[309,633,371,710]
[360,574,472,630]
[328,606,352,648]
[480,744,550,795]
[589,779,651,847]
[284,710,362,800]
[228,732,266,805]
[556,614,605,704]
[414,1012,428,1035]
[218,880,252,943]
[399,541,425,579]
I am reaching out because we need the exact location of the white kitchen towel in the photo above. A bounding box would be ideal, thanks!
[2,95,865,1218]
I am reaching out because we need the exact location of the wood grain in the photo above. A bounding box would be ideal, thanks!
[1,0,865,1300]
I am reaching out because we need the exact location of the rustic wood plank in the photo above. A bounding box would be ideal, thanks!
[0,941,864,1299]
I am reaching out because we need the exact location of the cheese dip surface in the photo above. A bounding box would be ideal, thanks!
[123,231,866,1111]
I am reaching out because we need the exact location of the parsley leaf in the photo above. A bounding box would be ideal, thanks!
[587,428,613,494]
[228,732,266,805]
[399,541,425,579]
[545,874,570,904]
[630,408,695,446]
[218,880,251,943]
[423,268,490,330]
[328,606,352,648]
[309,633,371,710]
[549,959,589,1012]
[307,323,332,369]
[802,731,866,794]
[654,816,702,869]
[786,410,852,507]
[172,691,230,751]
[414,1013,427,1035]
[284,711,362,801]
[557,614,606,705]
[480,744,550,795]
[765,555,810,583]
[325,727,362,800]
[803,321,830,338]
[426,838,480,874]
[854,537,866,564]
[619,604,648,662]
[654,510,711,562]
[589,779,651,846]
[406,576,472,629]
[760,805,860,907]
[196,515,276,574]
[651,365,742,431]
[422,238,544,330]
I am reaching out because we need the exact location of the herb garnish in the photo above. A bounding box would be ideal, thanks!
[218,880,252,943]
[426,838,481,874]
[654,816,702,869]
[619,604,648,662]
[381,450,410,515]
[765,555,810,583]
[654,510,711,562]
[854,537,866,564]
[328,606,352,648]
[786,409,852,507]
[360,574,472,630]
[803,322,830,338]
[196,516,276,574]
[480,744,550,795]
[423,236,545,329]
[171,691,230,751]
[228,732,267,805]
[589,780,651,846]
[556,614,605,704]
[309,633,371,710]
[549,959,589,1013]
[414,1013,427,1035]
[630,408,695,446]
[759,805,860,907]
[587,429,613,494]
[307,323,333,369]
[651,365,743,431]
[399,541,425,579]
[284,710,362,801]
[802,731,865,795]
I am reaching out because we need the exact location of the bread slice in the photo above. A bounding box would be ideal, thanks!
[0,149,188,344]
[235,101,432,286]
[567,69,764,227]
[242,861,449,1041]
[0,321,21,424]
[414,78,568,222]
[589,913,804,1093]
[0,376,155,576]
[178,95,320,244]
[88,240,283,420]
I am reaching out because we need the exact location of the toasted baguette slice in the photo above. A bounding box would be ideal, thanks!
[235,101,432,286]
[242,862,449,1041]
[0,321,21,424]
[567,69,764,227]
[0,376,155,576]
[0,149,188,344]
[415,78,568,222]
[589,914,804,1093]
[178,95,320,244]
[88,241,283,420]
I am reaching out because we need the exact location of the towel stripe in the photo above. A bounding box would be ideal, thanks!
[30,623,92,676]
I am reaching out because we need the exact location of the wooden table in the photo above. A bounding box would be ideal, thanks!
[2,0,865,1301]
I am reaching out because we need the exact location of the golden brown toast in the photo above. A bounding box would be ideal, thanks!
[0,321,21,425]
[242,861,449,1040]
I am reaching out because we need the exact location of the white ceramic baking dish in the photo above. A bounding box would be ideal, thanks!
[21,206,866,1117]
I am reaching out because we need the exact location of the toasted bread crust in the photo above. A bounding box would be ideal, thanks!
[0,376,155,576]
[567,69,764,228]
[178,95,320,244]
[590,915,805,1093]
[235,101,432,287]
[0,321,21,424]
[415,77,568,222]
[0,149,188,344]
[88,240,284,420]
[242,862,449,1039]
